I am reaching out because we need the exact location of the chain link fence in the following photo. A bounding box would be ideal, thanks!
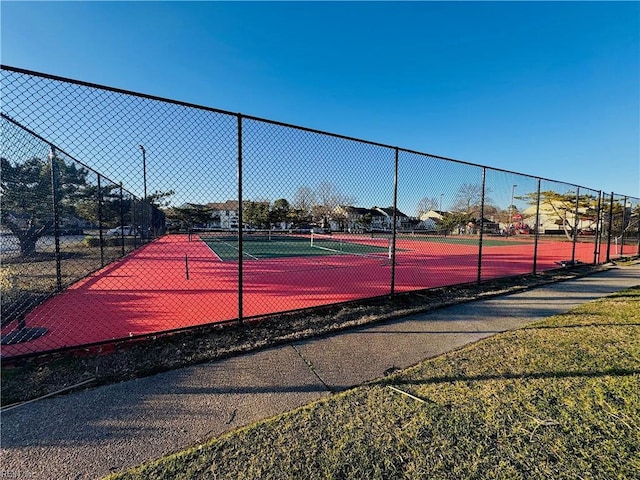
[1,65,639,358]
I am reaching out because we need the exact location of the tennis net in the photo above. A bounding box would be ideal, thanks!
[310,232,392,259]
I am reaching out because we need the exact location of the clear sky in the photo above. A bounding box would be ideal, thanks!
[1,1,639,210]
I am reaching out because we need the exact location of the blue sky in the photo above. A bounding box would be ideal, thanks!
[1,1,639,211]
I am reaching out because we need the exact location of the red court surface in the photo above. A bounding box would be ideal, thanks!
[1,234,625,358]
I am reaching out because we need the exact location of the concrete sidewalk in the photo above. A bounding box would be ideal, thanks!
[1,265,638,480]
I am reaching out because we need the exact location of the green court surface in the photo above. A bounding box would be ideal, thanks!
[199,233,391,261]
[395,234,533,247]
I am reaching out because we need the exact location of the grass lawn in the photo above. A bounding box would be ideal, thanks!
[108,287,640,480]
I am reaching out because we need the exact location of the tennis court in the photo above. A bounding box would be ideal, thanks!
[3,64,637,362]
[1,232,607,358]
[200,231,392,261]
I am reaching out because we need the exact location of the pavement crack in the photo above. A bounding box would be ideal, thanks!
[291,344,333,393]
[226,408,237,425]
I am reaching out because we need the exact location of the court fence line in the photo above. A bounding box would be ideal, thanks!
[1,64,638,358]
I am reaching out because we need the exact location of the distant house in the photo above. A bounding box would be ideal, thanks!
[372,207,411,230]
[414,218,437,232]
[413,217,438,232]
[521,202,596,235]
[330,205,410,232]
[207,200,240,230]
[480,218,500,234]
[419,210,449,231]
[206,200,271,230]
[420,210,447,222]
[419,210,499,235]
[330,206,381,232]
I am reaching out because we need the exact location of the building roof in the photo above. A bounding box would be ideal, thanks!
[373,207,408,218]
[178,202,208,210]
[335,206,385,217]
[206,200,240,211]
[419,210,449,221]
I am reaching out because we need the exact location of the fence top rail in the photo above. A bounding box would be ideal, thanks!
[1,112,140,200]
[0,64,633,198]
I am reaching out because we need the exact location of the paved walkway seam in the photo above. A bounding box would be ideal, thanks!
[291,344,334,393]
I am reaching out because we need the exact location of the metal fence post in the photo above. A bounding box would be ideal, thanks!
[571,187,580,263]
[49,146,63,291]
[119,182,125,257]
[606,192,614,262]
[533,179,541,274]
[237,114,244,325]
[593,191,602,265]
[390,147,399,296]
[637,201,640,256]
[132,197,138,248]
[97,174,105,267]
[139,144,148,243]
[620,195,628,257]
[477,167,486,284]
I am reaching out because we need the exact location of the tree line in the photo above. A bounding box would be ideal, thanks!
[165,182,356,231]
[1,155,169,256]
[2,156,637,257]
[415,183,637,240]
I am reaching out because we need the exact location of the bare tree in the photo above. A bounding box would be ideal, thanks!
[292,186,315,215]
[451,183,493,219]
[415,197,439,218]
[313,181,355,226]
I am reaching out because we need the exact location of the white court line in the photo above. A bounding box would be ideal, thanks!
[203,236,260,261]
[199,238,223,262]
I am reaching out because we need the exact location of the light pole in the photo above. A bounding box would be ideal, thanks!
[510,184,517,231]
[440,193,444,212]
[139,145,147,239]
[139,145,147,202]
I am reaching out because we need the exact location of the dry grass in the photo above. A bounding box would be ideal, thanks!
[107,287,640,480]
[1,237,137,327]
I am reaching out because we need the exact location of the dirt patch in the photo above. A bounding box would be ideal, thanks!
[0,263,626,406]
